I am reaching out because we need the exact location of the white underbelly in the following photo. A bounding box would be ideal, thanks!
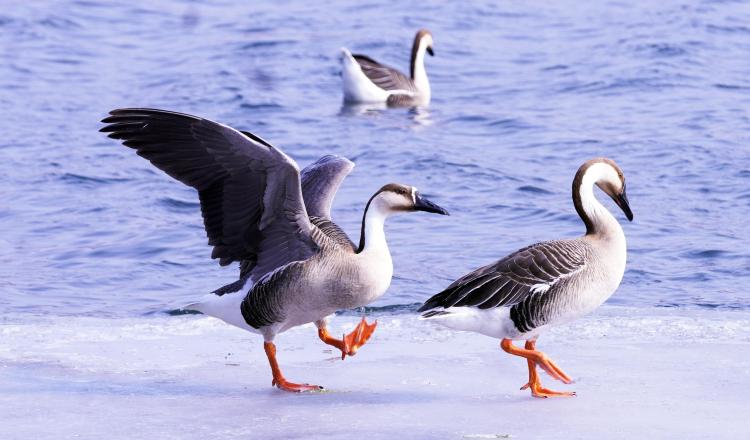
[423,307,520,339]
[184,292,260,334]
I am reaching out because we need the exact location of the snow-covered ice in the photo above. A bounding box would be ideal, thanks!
[1,307,749,439]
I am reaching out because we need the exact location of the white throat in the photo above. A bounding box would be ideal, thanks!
[360,198,391,255]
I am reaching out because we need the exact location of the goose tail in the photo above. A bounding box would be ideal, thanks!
[339,47,355,63]
[181,292,259,333]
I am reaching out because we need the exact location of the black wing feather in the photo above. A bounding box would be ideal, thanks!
[101,108,315,281]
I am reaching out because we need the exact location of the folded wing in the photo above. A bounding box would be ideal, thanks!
[419,240,590,312]
[352,54,417,94]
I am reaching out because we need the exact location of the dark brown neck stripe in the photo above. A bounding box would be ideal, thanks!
[410,29,430,79]
[572,159,597,235]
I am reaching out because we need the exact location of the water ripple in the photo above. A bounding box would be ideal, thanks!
[1,0,749,316]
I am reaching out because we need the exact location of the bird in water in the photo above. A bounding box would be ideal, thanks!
[100,108,449,392]
[340,29,434,106]
[419,158,633,398]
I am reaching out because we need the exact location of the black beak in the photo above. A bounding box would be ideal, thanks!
[414,192,449,215]
[614,189,633,221]
[426,46,434,56]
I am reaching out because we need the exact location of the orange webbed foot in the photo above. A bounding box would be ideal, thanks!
[342,317,378,358]
[501,339,576,398]
[271,377,324,393]
[520,381,576,398]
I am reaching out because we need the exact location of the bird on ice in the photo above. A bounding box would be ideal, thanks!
[101,108,449,392]
[420,158,633,398]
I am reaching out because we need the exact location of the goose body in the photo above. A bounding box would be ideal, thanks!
[191,223,393,336]
[419,158,633,398]
[341,29,434,106]
[101,108,449,392]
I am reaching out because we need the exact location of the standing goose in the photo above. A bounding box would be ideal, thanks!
[100,108,449,392]
[419,158,633,398]
[340,29,434,106]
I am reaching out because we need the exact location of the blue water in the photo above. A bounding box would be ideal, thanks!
[1,0,749,317]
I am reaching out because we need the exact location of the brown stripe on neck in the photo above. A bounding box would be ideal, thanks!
[410,29,431,79]
[572,157,621,235]
[572,159,598,235]
[356,189,385,253]
[356,183,406,253]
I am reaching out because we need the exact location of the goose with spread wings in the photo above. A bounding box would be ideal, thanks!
[101,108,449,392]
[340,29,434,106]
[419,158,633,398]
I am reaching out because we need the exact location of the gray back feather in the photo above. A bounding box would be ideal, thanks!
[310,216,356,252]
[419,239,591,312]
[352,54,417,93]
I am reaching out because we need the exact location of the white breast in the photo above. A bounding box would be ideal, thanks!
[356,249,393,304]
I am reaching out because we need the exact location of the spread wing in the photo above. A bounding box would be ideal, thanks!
[300,155,354,219]
[100,108,317,282]
[352,54,417,93]
[300,155,356,251]
[419,240,590,312]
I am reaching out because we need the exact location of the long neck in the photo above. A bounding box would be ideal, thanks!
[410,39,430,94]
[357,199,390,254]
[573,175,623,240]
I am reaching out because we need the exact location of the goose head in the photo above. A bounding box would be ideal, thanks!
[368,183,449,216]
[574,158,634,227]
[357,183,448,253]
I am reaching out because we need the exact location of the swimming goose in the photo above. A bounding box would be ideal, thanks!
[100,108,449,392]
[419,158,633,398]
[341,29,434,106]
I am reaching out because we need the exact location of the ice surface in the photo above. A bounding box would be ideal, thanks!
[1,307,749,439]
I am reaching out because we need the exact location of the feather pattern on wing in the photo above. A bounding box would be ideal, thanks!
[100,108,317,282]
[419,240,590,313]
[309,216,356,252]
[352,54,417,94]
[300,155,354,219]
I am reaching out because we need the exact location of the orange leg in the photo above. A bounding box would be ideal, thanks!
[317,317,377,360]
[518,340,576,398]
[500,338,575,398]
[263,341,323,393]
[318,327,349,360]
